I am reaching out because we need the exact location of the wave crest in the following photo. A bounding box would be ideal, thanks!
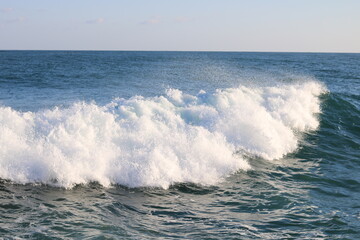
[0,81,326,188]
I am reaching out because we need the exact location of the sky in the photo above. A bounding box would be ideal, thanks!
[0,0,359,52]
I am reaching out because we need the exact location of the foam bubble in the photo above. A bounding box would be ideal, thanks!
[0,81,326,188]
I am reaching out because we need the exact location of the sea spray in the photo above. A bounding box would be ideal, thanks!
[0,81,326,188]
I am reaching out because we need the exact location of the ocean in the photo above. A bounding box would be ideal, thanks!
[0,51,359,239]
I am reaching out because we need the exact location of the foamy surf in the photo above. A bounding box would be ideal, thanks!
[0,81,326,188]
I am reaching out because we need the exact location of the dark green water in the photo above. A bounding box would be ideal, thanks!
[0,51,359,239]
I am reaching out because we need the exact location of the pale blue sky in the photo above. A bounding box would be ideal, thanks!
[1,0,359,52]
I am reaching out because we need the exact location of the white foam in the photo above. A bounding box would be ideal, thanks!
[0,81,326,188]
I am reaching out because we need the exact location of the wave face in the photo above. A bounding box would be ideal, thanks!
[0,81,325,188]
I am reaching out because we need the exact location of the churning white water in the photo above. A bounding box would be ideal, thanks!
[0,81,326,188]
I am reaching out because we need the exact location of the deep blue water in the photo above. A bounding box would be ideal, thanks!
[0,51,359,239]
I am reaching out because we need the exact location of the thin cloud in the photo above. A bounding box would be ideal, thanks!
[86,18,105,24]
[6,16,25,23]
[1,8,13,13]
[141,16,161,25]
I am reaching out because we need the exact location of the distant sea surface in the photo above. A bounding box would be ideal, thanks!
[0,51,359,239]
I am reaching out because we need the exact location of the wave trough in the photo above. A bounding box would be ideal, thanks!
[0,81,326,188]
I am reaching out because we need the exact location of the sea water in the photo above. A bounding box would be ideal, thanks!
[0,51,359,239]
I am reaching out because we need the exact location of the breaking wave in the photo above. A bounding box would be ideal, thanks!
[0,81,326,188]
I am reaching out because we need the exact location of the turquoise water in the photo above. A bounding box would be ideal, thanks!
[0,51,359,239]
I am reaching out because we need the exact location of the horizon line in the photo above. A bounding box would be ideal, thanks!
[1,49,359,54]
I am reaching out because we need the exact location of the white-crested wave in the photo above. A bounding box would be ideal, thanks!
[0,81,326,188]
